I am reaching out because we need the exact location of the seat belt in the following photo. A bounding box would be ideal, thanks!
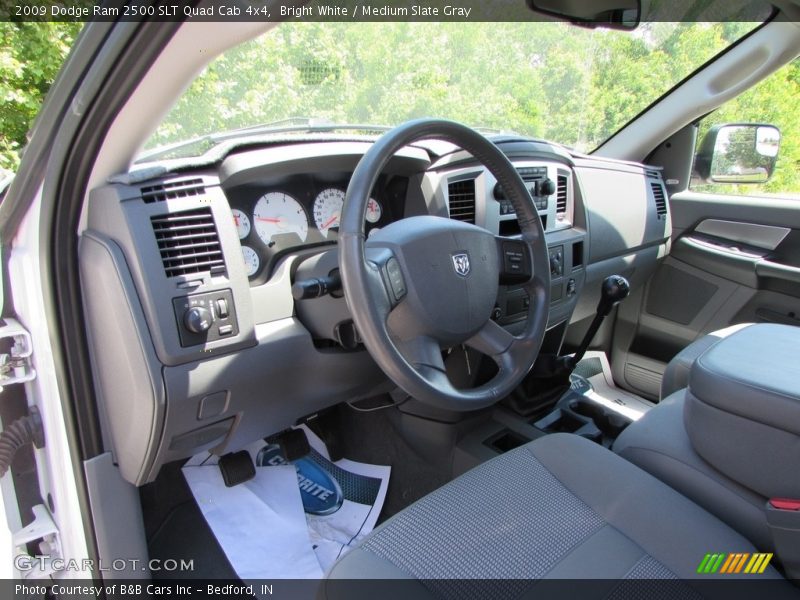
[767,498,800,579]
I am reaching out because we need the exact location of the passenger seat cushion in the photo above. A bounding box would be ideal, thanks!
[613,393,772,551]
[326,434,782,593]
[660,323,752,400]
[686,323,800,499]
[527,434,767,579]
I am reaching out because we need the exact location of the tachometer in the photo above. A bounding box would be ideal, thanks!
[241,246,260,277]
[366,198,382,223]
[253,192,308,245]
[313,188,344,238]
[232,209,251,239]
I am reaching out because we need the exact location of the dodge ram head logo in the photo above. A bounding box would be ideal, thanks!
[452,253,471,277]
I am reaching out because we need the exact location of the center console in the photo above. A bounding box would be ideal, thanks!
[454,275,637,474]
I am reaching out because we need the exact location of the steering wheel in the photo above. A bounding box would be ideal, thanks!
[339,119,550,411]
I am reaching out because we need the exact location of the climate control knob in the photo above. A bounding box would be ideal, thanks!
[184,306,212,334]
[537,178,556,196]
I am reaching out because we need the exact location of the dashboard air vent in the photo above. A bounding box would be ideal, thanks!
[151,207,226,278]
[651,181,668,217]
[556,174,568,215]
[141,178,206,203]
[447,178,476,223]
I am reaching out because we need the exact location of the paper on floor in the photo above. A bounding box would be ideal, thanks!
[303,455,389,570]
[181,463,323,579]
[183,426,390,576]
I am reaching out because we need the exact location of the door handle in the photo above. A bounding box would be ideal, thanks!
[755,260,800,284]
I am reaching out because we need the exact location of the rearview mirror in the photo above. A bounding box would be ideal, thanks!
[526,0,640,30]
[694,124,781,184]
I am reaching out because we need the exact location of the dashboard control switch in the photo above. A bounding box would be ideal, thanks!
[549,246,564,277]
[173,289,239,347]
[499,241,531,284]
[292,271,342,300]
[566,279,577,297]
[184,306,212,334]
[215,298,230,318]
[385,258,407,301]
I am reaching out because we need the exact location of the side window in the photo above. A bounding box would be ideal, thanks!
[690,58,799,199]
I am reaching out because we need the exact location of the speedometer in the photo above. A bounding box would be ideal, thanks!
[313,188,344,238]
[253,192,308,245]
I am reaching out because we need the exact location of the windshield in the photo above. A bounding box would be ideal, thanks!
[146,20,764,157]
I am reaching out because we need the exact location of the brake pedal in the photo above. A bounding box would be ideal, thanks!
[304,414,345,462]
[271,428,311,462]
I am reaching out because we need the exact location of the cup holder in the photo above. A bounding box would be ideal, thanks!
[569,399,631,438]
[532,395,632,445]
[533,407,602,442]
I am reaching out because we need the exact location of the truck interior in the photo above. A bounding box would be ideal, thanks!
[2,0,800,593]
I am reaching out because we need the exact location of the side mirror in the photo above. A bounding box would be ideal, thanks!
[526,0,640,30]
[694,124,780,184]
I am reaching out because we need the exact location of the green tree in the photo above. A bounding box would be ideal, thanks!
[0,21,81,171]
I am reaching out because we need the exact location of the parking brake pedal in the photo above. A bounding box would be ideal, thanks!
[218,451,256,487]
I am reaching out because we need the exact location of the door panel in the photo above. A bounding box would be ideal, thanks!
[610,191,800,400]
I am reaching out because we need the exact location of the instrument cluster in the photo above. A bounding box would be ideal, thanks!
[224,171,404,284]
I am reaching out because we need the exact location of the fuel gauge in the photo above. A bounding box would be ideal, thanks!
[241,246,260,277]
[232,209,251,239]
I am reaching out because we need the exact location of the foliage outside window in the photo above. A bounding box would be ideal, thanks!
[147,22,761,156]
[0,22,81,171]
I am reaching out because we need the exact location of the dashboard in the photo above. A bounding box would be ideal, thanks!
[79,137,671,485]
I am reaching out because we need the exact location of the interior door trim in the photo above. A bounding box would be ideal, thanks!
[695,219,790,250]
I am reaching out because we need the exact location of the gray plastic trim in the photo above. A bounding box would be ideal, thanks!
[756,259,800,284]
[218,141,430,187]
[250,255,296,324]
[83,453,149,579]
[574,166,671,265]
[145,318,392,481]
[86,175,257,366]
[695,219,790,250]
[671,237,761,288]
[670,191,800,241]
[78,232,165,485]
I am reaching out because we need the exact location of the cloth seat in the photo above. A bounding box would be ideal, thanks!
[323,433,788,599]
[614,393,773,551]
[618,323,800,556]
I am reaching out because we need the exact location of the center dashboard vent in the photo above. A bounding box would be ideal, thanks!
[151,207,226,278]
[447,178,476,223]
[556,173,568,215]
[141,178,206,203]
[650,181,668,218]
